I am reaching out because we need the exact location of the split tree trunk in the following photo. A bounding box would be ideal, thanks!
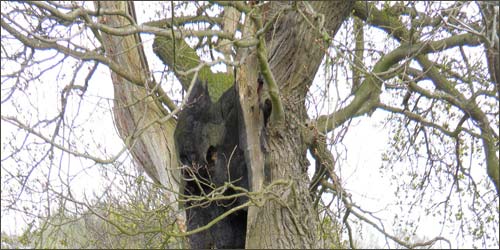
[97,1,354,248]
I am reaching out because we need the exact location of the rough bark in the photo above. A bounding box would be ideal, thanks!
[238,2,355,248]
[99,1,354,248]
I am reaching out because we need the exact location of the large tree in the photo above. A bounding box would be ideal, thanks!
[1,1,498,249]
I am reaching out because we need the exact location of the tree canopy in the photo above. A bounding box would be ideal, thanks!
[1,1,498,249]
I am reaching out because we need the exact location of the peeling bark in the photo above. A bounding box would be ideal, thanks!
[95,0,184,231]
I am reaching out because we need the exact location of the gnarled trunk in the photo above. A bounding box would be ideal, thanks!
[238,2,355,248]
[98,1,353,248]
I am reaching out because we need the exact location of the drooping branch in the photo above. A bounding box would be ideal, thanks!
[351,1,499,194]
[1,115,129,164]
[0,16,143,86]
[315,33,482,134]
[416,54,499,194]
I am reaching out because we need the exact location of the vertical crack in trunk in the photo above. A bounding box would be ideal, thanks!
[240,2,354,248]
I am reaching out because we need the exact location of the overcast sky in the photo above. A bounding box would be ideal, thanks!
[1,2,498,249]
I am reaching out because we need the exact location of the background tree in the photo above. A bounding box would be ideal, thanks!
[1,1,498,249]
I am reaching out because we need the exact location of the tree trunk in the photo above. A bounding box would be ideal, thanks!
[95,0,185,233]
[98,1,353,248]
[239,2,354,248]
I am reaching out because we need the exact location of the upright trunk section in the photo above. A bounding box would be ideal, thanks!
[95,1,184,233]
[238,2,354,248]
[97,1,353,248]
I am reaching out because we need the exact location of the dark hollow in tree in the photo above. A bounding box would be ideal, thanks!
[174,80,248,249]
